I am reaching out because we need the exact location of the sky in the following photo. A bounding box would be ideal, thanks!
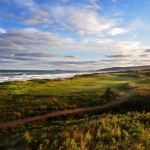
[0,0,150,70]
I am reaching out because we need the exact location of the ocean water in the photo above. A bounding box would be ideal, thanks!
[0,70,90,82]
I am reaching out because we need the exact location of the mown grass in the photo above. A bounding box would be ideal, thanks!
[1,70,149,95]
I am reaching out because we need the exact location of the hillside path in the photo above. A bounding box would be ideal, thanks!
[0,87,149,129]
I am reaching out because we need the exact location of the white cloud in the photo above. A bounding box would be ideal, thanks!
[53,7,116,35]
[88,0,102,10]
[13,0,36,9]
[23,28,39,33]
[109,28,128,35]
[50,5,135,36]
[116,41,141,50]
[0,28,7,33]
[0,27,149,70]
[86,3,102,10]
[22,17,53,25]
[12,0,53,26]
[4,0,131,36]
[77,30,86,35]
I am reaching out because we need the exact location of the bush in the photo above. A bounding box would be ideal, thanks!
[119,82,138,90]
[101,88,118,102]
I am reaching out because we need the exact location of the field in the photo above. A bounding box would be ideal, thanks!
[1,71,150,95]
[0,70,150,149]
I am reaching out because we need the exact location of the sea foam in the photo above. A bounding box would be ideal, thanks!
[0,72,89,82]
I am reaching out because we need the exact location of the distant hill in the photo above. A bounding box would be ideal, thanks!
[0,70,80,74]
[96,65,150,72]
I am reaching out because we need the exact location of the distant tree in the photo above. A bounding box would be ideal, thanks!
[101,88,117,102]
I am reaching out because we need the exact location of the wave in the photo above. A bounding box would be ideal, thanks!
[0,72,89,83]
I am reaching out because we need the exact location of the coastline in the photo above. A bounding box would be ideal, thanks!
[0,71,95,83]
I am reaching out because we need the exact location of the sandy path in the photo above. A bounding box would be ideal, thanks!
[0,87,148,128]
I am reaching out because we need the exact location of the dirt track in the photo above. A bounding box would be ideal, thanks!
[0,87,148,128]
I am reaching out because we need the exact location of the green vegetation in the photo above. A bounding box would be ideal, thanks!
[0,70,150,149]
[0,107,150,149]
[113,89,150,112]
[101,88,118,102]
[1,70,149,95]
[0,70,149,122]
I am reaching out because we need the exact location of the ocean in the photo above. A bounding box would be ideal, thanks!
[0,70,90,82]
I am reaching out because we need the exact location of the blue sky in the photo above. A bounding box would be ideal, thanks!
[0,0,150,70]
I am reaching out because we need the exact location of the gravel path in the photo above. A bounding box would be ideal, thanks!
[0,87,148,128]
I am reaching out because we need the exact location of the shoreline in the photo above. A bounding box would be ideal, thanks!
[0,71,98,83]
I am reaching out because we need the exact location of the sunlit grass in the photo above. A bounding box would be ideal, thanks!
[1,71,149,95]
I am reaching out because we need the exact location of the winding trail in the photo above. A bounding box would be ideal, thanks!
[0,87,149,129]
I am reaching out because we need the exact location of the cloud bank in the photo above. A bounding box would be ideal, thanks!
[0,0,149,70]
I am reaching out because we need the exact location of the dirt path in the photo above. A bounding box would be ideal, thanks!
[0,87,148,128]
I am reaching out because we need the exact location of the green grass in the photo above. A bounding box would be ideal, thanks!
[1,71,149,95]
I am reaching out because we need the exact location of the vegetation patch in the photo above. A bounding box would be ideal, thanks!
[119,82,138,90]
[0,112,150,150]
